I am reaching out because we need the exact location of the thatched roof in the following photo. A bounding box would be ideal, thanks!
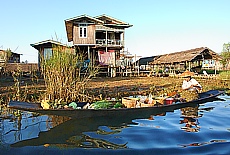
[150,47,221,65]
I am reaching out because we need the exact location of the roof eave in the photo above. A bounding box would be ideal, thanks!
[95,14,130,25]
[64,14,104,24]
[104,24,133,28]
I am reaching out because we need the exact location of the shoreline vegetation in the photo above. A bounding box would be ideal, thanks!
[0,75,229,104]
[0,45,229,111]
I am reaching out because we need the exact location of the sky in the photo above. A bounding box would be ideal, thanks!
[1,0,230,63]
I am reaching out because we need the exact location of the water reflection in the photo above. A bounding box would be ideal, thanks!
[43,126,129,149]
[148,112,166,120]
[0,105,213,148]
[46,115,71,129]
[180,107,200,132]
[42,134,128,149]
[180,139,227,147]
[179,105,217,133]
[5,113,130,149]
[0,106,130,149]
[180,116,200,132]
[0,109,71,144]
[0,96,226,150]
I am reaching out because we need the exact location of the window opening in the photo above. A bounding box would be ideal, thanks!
[79,24,87,38]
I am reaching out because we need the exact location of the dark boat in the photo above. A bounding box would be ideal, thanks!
[8,90,224,119]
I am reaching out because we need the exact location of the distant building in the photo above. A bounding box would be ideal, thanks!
[137,56,156,70]
[30,39,73,68]
[0,49,21,64]
[150,47,222,73]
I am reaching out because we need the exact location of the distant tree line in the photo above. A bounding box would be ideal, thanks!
[220,43,230,69]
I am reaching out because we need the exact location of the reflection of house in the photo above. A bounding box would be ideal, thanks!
[65,14,132,72]
[150,47,222,73]
[0,49,21,64]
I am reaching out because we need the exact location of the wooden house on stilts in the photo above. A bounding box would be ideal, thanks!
[150,47,222,74]
[65,14,132,77]
[31,14,132,77]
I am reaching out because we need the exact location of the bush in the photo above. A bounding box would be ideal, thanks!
[218,71,230,80]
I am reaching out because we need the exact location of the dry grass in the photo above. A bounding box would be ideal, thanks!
[86,76,230,99]
[40,45,98,104]
[0,75,229,105]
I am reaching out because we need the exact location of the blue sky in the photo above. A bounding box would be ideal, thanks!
[1,0,230,62]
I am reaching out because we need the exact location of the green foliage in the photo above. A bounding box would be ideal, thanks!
[218,71,230,80]
[6,48,12,60]
[113,102,123,108]
[220,43,230,69]
[90,100,113,109]
[199,69,220,74]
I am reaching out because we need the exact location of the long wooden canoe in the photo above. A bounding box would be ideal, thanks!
[8,90,224,119]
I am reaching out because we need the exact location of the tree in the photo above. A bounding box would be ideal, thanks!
[6,48,12,60]
[220,43,230,69]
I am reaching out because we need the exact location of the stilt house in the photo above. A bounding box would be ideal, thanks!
[31,14,132,76]
[65,14,132,76]
[150,47,222,73]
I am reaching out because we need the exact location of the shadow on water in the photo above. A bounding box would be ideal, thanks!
[10,109,166,148]
[9,97,225,149]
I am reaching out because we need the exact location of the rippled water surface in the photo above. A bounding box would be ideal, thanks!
[1,95,230,155]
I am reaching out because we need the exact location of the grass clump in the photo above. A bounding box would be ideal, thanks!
[40,45,97,105]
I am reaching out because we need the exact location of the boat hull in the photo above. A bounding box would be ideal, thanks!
[8,90,224,119]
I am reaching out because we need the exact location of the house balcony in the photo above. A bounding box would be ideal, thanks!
[95,25,124,32]
[95,39,124,46]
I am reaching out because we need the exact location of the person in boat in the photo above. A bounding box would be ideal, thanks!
[181,70,202,92]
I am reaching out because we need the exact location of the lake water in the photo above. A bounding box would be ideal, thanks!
[0,94,230,155]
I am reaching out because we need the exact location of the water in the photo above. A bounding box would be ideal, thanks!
[0,95,230,155]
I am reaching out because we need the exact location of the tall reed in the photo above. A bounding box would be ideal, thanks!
[40,45,97,104]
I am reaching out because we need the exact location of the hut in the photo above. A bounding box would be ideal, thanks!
[137,56,156,71]
[0,49,21,64]
[0,49,37,74]
[30,39,74,69]
[150,47,222,74]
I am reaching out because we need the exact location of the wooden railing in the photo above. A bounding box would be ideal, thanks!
[95,39,124,46]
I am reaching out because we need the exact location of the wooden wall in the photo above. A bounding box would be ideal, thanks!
[73,25,95,45]
[4,63,38,72]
